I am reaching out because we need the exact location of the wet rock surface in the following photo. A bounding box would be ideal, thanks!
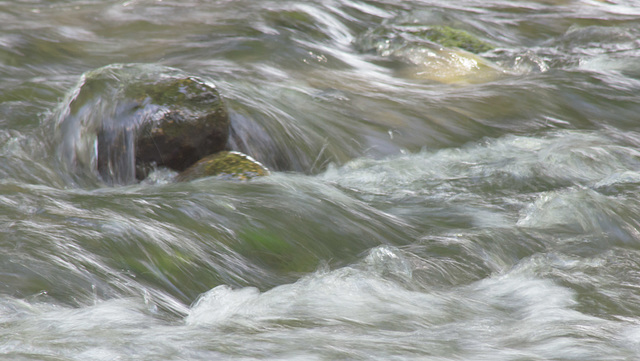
[176,151,269,182]
[129,76,229,180]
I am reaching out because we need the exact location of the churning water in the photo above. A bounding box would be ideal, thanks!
[3,0,640,359]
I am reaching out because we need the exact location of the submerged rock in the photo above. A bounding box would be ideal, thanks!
[54,63,229,184]
[176,151,269,182]
[356,22,503,84]
[399,47,504,84]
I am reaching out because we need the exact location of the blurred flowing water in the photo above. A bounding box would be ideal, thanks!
[3,0,640,359]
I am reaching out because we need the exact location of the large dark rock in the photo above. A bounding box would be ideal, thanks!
[126,76,229,180]
[54,64,229,184]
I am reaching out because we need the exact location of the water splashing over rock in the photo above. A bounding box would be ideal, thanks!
[53,63,229,185]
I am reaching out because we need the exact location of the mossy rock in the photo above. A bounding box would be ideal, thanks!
[176,151,269,182]
[412,26,494,54]
[54,64,229,184]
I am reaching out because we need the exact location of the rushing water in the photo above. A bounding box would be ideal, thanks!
[3,0,640,359]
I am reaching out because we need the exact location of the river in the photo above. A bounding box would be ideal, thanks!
[2,0,640,359]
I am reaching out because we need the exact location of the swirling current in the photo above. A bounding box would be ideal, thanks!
[2,0,640,359]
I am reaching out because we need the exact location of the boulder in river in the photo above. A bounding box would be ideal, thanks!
[176,151,270,182]
[55,64,229,184]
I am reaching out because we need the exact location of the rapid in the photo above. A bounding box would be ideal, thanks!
[2,0,640,359]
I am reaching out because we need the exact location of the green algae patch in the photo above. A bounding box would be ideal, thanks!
[237,228,319,274]
[176,151,269,182]
[120,247,193,280]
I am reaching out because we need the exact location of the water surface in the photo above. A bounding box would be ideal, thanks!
[2,0,640,359]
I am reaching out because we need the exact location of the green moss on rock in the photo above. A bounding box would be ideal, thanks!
[356,23,494,56]
[176,151,269,182]
[415,26,494,54]
[125,77,223,108]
